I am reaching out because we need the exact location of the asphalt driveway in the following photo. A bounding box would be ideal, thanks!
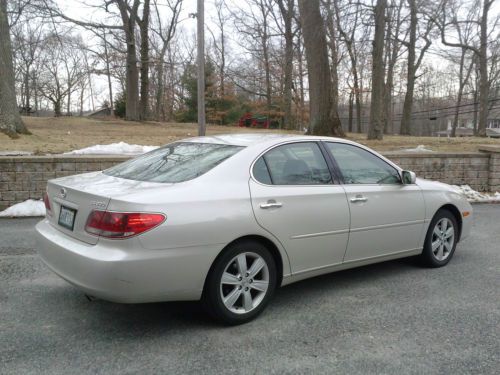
[1,205,499,374]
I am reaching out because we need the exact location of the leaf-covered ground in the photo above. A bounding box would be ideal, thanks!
[0,116,499,154]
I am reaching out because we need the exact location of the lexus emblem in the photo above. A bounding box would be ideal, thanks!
[60,188,67,199]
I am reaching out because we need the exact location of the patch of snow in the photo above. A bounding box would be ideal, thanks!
[401,145,433,153]
[451,184,500,203]
[0,150,33,156]
[64,142,159,155]
[0,199,45,217]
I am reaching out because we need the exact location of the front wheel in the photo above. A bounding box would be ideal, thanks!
[420,209,458,267]
[202,240,277,325]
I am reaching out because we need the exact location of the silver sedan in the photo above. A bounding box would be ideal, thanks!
[36,134,473,324]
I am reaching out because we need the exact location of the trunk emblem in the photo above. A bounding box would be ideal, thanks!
[60,188,67,198]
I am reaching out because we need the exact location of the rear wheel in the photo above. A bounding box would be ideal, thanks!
[420,209,458,267]
[202,240,277,325]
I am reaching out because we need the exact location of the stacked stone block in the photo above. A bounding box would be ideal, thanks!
[0,156,129,212]
[1,150,500,212]
[479,146,500,193]
[384,152,490,192]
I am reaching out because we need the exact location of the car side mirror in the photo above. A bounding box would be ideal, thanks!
[401,170,416,184]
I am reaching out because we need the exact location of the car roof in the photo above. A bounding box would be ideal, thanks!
[181,132,403,176]
[183,133,344,147]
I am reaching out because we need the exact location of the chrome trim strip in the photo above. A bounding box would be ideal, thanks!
[291,219,424,239]
[350,219,425,233]
[291,228,349,239]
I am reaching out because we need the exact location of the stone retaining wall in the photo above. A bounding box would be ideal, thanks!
[1,148,500,211]
[0,156,128,211]
[384,152,490,192]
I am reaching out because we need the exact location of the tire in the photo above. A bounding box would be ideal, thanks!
[202,240,277,325]
[420,209,459,268]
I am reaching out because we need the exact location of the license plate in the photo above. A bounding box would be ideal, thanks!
[58,206,77,231]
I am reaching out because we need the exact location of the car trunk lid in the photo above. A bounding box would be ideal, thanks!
[46,171,167,245]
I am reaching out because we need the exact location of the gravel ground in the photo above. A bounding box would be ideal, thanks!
[0,205,499,374]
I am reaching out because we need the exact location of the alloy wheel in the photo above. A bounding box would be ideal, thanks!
[431,218,455,261]
[219,252,270,314]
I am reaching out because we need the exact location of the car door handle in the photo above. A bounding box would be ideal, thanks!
[260,200,283,209]
[350,195,368,203]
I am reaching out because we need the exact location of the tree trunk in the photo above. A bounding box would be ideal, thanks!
[117,1,140,121]
[277,0,294,130]
[103,31,114,112]
[298,0,344,136]
[325,0,339,112]
[400,0,417,136]
[297,34,305,129]
[368,0,386,140]
[54,100,62,117]
[383,0,403,134]
[24,69,30,115]
[79,84,85,116]
[452,51,474,137]
[67,88,72,115]
[139,0,150,120]
[0,0,29,137]
[348,91,354,133]
[262,25,272,110]
[155,46,167,122]
[334,0,361,133]
[477,0,491,137]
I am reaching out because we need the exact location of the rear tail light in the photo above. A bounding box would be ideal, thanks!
[85,210,166,239]
[43,192,52,216]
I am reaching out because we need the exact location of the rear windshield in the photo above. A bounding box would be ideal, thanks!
[104,142,244,183]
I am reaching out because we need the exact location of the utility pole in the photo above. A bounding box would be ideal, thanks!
[197,0,206,136]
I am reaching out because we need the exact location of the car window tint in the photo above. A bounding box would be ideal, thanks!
[104,142,244,183]
[326,143,400,184]
[260,142,332,185]
[253,157,272,184]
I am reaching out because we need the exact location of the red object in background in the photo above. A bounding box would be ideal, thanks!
[238,112,271,129]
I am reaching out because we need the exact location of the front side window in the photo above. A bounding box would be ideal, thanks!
[104,142,244,183]
[326,143,401,184]
[253,142,332,185]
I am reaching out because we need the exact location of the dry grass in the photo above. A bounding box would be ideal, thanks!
[351,133,500,153]
[0,116,499,154]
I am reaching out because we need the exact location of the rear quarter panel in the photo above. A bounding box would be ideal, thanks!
[105,173,293,279]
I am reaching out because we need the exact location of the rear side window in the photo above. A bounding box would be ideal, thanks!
[104,142,244,183]
[253,142,332,185]
[326,142,400,184]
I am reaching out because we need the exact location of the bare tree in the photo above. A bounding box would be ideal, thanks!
[138,0,150,120]
[368,0,386,140]
[323,0,340,119]
[151,0,182,121]
[208,0,228,99]
[435,0,498,137]
[231,0,274,110]
[399,0,433,135]
[298,0,344,136]
[37,33,87,116]
[11,20,45,116]
[0,0,29,137]
[334,0,364,133]
[383,0,404,134]
[41,0,143,120]
[276,0,295,129]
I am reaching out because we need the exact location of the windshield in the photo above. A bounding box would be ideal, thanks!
[103,142,244,183]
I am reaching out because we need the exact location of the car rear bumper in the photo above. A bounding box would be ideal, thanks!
[35,219,222,303]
